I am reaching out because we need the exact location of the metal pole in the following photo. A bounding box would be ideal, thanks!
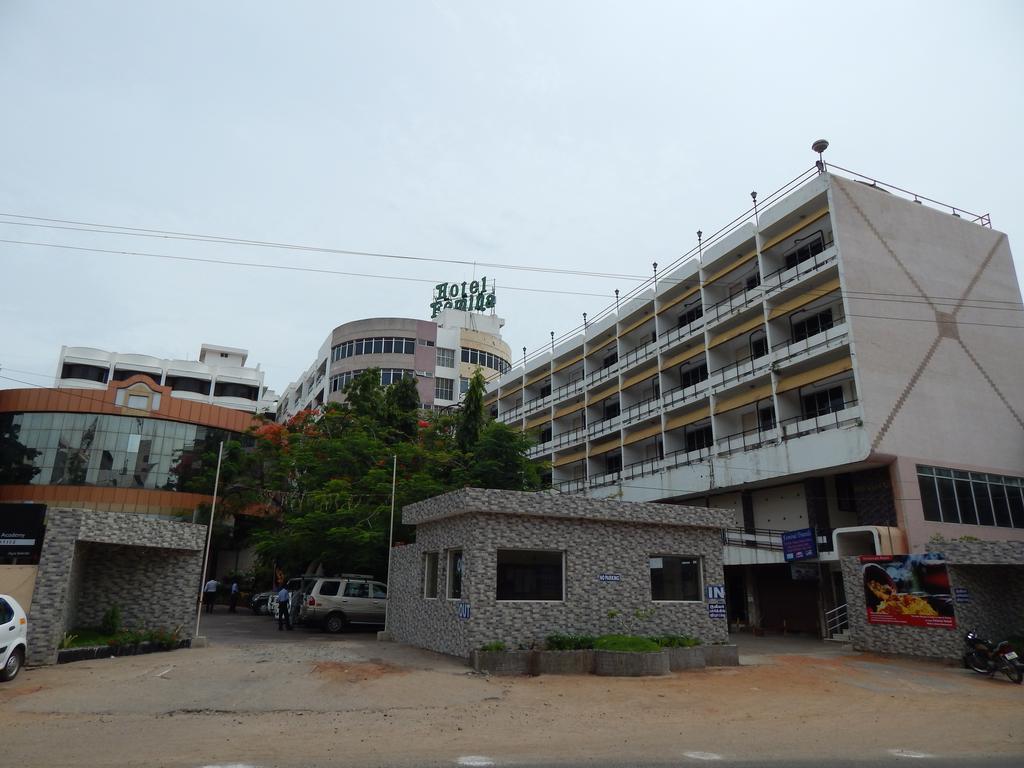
[384,453,397,632]
[194,441,224,639]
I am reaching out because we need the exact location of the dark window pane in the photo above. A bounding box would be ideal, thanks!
[318,580,341,597]
[936,477,959,523]
[496,550,563,601]
[919,475,941,522]
[650,556,701,601]
[1007,485,1024,528]
[383,338,394,354]
[973,479,995,525]
[954,478,978,525]
[373,339,383,354]
[991,484,1012,527]
[448,550,463,599]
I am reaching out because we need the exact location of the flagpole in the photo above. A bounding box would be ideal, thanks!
[194,441,224,640]
[384,454,397,632]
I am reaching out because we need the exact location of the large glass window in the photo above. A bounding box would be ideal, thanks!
[792,308,835,342]
[496,550,563,601]
[650,556,702,601]
[435,377,454,401]
[801,386,846,418]
[917,465,1024,529]
[436,347,455,368]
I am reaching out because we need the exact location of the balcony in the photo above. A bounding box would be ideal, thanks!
[708,354,770,392]
[716,425,780,454]
[762,243,837,299]
[660,315,706,349]
[588,469,621,489]
[662,379,710,411]
[722,527,836,564]
[703,283,764,327]
[527,440,553,459]
[620,337,661,369]
[555,478,586,494]
[585,362,619,388]
[551,427,586,450]
[587,414,621,440]
[498,404,524,423]
[772,322,849,367]
[622,454,665,480]
[780,402,862,440]
[663,444,712,470]
[524,394,552,416]
[620,396,662,426]
[551,378,585,403]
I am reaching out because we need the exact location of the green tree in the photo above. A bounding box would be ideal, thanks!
[455,368,486,452]
[458,421,543,490]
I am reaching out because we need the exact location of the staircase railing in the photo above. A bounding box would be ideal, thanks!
[825,603,849,638]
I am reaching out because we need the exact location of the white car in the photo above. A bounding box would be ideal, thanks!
[1,594,28,682]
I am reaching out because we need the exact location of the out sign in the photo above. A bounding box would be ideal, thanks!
[706,584,725,601]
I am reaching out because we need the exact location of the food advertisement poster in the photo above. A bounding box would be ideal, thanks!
[861,554,956,629]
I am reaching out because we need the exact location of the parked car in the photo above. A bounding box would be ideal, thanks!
[300,574,387,633]
[250,591,272,615]
[1,594,28,682]
[268,576,318,625]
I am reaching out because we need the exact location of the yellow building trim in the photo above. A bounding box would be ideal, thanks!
[776,357,853,394]
[661,345,704,369]
[525,369,549,386]
[621,363,658,390]
[713,383,773,414]
[554,400,585,419]
[703,249,758,285]
[552,352,584,373]
[657,284,701,314]
[707,315,764,349]
[623,422,662,445]
[759,207,829,253]
[618,312,655,338]
[767,277,842,320]
[589,436,621,456]
[588,381,619,402]
[553,450,586,467]
[664,405,710,430]
[499,384,523,398]
[525,413,551,429]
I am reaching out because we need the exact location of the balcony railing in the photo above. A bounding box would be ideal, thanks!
[620,337,661,368]
[587,414,621,439]
[723,526,836,554]
[704,281,764,325]
[663,444,712,469]
[551,427,586,450]
[660,315,705,348]
[585,361,620,387]
[527,440,553,458]
[761,242,837,298]
[708,354,770,391]
[499,404,524,423]
[716,425,779,454]
[554,478,586,494]
[622,454,665,480]
[661,378,710,410]
[551,377,585,403]
[524,394,551,415]
[779,401,861,439]
[621,396,662,426]
[771,322,849,366]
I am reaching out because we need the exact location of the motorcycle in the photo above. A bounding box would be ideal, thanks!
[963,631,1023,684]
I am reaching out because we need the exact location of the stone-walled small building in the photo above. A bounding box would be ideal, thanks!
[840,539,1024,660]
[388,488,734,658]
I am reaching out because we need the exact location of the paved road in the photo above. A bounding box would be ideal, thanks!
[197,604,380,645]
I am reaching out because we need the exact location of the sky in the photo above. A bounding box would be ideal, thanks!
[1,1,1022,398]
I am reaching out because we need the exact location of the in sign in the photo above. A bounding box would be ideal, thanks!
[706,584,725,601]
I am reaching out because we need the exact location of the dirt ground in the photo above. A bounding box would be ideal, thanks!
[2,618,1022,767]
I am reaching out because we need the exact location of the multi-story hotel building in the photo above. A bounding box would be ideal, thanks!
[278,308,511,420]
[486,167,1024,636]
[55,343,278,414]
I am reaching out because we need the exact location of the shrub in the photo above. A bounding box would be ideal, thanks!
[546,634,596,651]
[479,641,507,652]
[594,634,661,653]
[58,632,78,650]
[651,634,701,648]
[100,605,122,636]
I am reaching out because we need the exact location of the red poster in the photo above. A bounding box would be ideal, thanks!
[861,554,956,629]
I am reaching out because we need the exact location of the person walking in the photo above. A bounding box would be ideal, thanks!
[276,583,292,631]
[203,578,219,614]
[228,580,239,613]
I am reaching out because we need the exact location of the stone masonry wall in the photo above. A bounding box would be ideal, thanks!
[26,507,204,665]
[389,511,727,659]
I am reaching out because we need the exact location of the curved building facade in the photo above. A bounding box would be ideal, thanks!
[279,309,510,419]
[0,376,255,518]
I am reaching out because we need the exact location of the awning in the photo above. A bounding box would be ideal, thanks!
[707,315,764,349]
[713,383,773,414]
[664,405,710,430]
[767,277,841,320]
[776,357,853,394]
[623,422,662,445]
[703,249,758,286]
[760,207,829,253]
[661,345,704,369]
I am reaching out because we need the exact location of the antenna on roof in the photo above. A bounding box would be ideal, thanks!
[812,139,829,173]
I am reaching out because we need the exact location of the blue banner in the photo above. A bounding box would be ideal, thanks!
[781,527,817,562]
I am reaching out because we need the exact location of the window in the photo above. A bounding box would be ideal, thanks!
[380,368,414,386]
[318,580,341,597]
[745,271,761,290]
[436,347,455,368]
[792,308,835,342]
[650,556,702,601]
[372,583,387,599]
[60,363,109,383]
[603,400,620,420]
[496,550,564,601]
[418,338,435,347]
[127,394,150,410]
[685,424,713,452]
[678,302,703,328]
[679,362,708,390]
[783,230,826,270]
[423,552,439,598]
[605,453,622,474]
[447,550,464,599]
[460,377,470,395]
[603,351,618,369]
[435,377,455,401]
[917,465,1024,529]
[0,598,12,625]
[801,386,846,418]
[758,406,776,431]
[750,333,768,359]
[343,581,369,598]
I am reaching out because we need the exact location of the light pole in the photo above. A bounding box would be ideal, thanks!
[384,454,397,636]
[194,441,225,640]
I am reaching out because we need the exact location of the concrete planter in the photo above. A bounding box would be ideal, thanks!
[594,649,670,677]
[56,638,190,665]
[536,649,595,675]
[470,649,533,675]
[666,645,706,671]
[703,644,739,666]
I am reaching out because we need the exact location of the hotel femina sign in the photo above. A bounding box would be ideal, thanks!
[430,277,496,318]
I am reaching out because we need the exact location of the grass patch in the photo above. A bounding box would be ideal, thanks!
[651,634,701,648]
[594,634,661,653]
[63,628,117,648]
[479,641,507,652]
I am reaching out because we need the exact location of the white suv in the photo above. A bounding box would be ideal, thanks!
[1,594,28,682]
[300,575,387,633]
